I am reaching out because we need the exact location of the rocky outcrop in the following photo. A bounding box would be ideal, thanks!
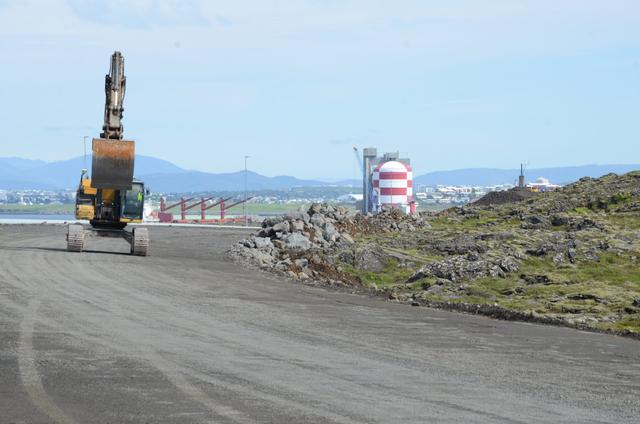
[407,254,519,284]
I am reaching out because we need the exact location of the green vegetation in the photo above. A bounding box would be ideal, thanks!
[0,204,74,214]
[343,259,416,288]
[415,203,452,213]
[351,234,640,334]
[236,202,355,215]
[338,172,640,335]
[427,210,523,232]
[602,213,640,230]
[240,203,309,215]
[417,253,640,332]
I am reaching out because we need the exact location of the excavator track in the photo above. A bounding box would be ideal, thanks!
[67,224,85,252]
[131,227,149,256]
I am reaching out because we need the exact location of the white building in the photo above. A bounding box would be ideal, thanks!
[337,193,363,203]
[527,177,560,192]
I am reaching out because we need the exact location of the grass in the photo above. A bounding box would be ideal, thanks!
[0,204,74,214]
[240,202,356,215]
[346,223,640,333]
[420,253,640,332]
[239,203,310,215]
[180,202,351,217]
[602,213,640,230]
[428,210,519,231]
[416,203,452,213]
[599,315,640,332]
[342,258,416,288]
[573,206,592,215]
[404,174,640,333]
[334,181,640,334]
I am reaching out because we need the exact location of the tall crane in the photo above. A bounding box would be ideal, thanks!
[67,51,149,256]
[353,146,364,174]
[353,146,378,214]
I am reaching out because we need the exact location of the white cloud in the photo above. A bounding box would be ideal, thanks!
[0,0,638,57]
[66,0,210,29]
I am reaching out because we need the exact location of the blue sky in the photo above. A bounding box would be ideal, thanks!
[0,0,639,178]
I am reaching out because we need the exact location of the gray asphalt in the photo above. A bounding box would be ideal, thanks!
[0,224,638,423]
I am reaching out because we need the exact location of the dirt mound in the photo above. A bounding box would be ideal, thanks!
[554,172,640,212]
[473,171,640,212]
[473,189,536,206]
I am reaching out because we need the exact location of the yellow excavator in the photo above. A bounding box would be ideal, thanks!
[67,51,149,256]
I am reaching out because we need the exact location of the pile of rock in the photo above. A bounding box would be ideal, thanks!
[341,207,429,235]
[228,203,428,282]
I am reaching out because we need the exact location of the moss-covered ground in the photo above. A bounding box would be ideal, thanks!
[339,173,640,335]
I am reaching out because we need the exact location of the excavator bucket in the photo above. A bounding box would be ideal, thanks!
[91,138,135,190]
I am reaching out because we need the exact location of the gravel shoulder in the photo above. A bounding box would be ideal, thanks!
[1,224,639,423]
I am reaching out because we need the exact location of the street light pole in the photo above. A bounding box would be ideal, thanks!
[83,136,88,170]
[244,155,249,226]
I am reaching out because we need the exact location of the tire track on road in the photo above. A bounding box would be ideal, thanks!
[18,296,79,424]
[36,248,536,423]
[0,246,78,424]
[31,248,260,424]
[34,245,370,423]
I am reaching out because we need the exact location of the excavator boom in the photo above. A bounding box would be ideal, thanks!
[101,51,126,140]
[91,51,134,191]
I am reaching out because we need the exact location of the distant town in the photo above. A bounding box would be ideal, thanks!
[0,176,561,215]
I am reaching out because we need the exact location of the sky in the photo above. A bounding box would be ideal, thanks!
[0,0,639,179]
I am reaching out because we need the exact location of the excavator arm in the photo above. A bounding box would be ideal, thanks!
[101,51,126,140]
[91,51,135,190]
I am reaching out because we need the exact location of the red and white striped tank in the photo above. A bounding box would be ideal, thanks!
[371,160,413,213]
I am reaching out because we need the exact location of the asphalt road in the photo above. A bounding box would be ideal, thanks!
[0,225,638,423]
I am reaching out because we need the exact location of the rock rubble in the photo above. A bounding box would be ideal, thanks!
[228,203,429,282]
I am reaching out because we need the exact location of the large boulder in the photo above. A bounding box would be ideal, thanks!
[432,236,486,255]
[287,210,311,224]
[254,237,273,250]
[290,219,305,232]
[272,221,291,233]
[352,244,388,272]
[310,213,327,227]
[322,222,340,242]
[284,233,312,251]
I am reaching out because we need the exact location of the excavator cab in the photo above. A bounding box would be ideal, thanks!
[74,177,145,224]
[120,181,145,223]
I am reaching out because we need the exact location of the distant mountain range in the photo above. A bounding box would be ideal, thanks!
[0,155,330,191]
[412,164,640,186]
[0,155,637,192]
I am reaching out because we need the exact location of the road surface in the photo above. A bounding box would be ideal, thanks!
[0,224,638,423]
